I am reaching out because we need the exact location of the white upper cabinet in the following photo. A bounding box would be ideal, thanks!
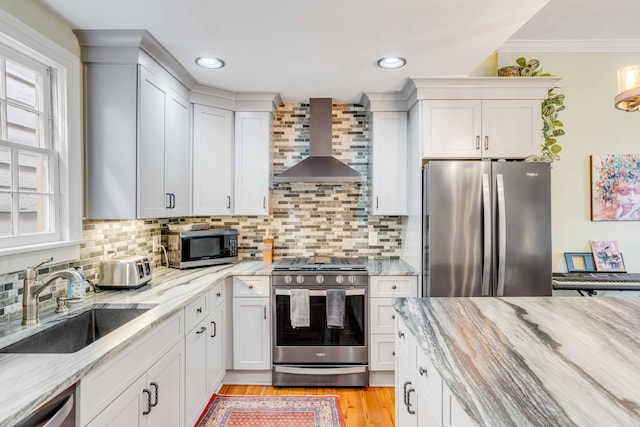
[421,99,541,159]
[137,65,191,218]
[370,111,408,215]
[234,112,272,216]
[192,104,234,215]
[78,30,194,219]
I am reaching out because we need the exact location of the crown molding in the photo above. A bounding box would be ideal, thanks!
[499,39,640,53]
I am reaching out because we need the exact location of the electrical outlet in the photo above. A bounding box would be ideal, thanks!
[153,235,160,252]
[103,244,112,259]
[368,231,378,246]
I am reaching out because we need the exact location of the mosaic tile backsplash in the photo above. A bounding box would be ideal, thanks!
[0,102,404,323]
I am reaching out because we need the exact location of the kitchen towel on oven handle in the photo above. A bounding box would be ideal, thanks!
[326,289,346,329]
[290,289,310,328]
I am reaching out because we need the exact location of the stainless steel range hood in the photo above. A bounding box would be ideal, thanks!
[273,98,364,183]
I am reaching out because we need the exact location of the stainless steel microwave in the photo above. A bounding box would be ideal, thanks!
[167,229,238,269]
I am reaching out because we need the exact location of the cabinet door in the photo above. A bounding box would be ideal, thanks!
[371,111,408,215]
[396,350,418,427]
[208,307,225,393]
[234,112,271,215]
[232,296,270,369]
[185,316,210,426]
[192,104,234,215]
[137,65,167,219]
[481,100,541,159]
[87,375,146,427]
[164,87,191,217]
[146,343,184,427]
[422,100,481,159]
[370,334,395,371]
[370,298,397,335]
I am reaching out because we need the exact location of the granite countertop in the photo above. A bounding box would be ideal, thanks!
[0,256,413,425]
[394,296,640,426]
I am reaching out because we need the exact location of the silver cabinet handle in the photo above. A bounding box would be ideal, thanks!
[391,284,397,289]
[398,331,405,339]
[150,382,159,407]
[36,394,73,427]
[211,321,217,338]
[196,326,206,334]
[142,388,152,415]
[484,135,489,150]
[197,307,202,313]
[403,381,411,406]
[392,314,396,319]
[248,284,254,289]
[475,135,480,150]
[226,195,231,209]
[165,193,171,209]
[419,366,427,377]
[263,306,267,320]
[263,196,266,209]
[376,196,379,209]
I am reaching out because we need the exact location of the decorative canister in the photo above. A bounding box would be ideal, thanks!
[497,66,522,77]
[263,239,274,263]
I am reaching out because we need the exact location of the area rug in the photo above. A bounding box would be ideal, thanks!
[195,394,345,427]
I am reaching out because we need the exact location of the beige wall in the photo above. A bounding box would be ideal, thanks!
[499,52,640,272]
[0,0,79,55]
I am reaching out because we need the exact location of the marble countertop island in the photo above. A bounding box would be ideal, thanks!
[394,296,640,426]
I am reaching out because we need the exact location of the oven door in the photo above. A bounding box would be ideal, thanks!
[272,287,368,365]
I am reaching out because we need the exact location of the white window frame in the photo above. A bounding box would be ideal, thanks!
[0,9,82,274]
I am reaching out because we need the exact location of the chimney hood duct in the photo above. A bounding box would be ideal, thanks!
[273,98,364,183]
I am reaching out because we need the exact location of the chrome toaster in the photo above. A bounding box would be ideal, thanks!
[98,255,153,289]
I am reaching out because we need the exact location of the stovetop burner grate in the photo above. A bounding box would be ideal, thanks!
[273,256,367,272]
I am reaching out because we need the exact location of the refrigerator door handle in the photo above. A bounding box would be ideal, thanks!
[481,173,491,296]
[496,173,507,296]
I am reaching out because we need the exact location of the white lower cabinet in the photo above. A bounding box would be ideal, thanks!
[232,276,271,370]
[81,312,185,427]
[370,276,417,383]
[396,315,477,427]
[184,285,225,426]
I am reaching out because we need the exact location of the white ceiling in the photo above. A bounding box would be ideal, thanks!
[36,0,640,103]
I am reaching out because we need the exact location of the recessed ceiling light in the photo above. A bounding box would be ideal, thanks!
[196,57,225,69]
[377,56,406,69]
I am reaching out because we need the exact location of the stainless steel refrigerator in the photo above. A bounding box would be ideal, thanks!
[423,160,552,297]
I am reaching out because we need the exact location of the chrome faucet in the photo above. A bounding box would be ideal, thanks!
[22,257,86,325]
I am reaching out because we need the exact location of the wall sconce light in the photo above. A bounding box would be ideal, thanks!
[615,65,640,111]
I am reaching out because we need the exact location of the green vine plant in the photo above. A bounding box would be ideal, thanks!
[512,57,566,162]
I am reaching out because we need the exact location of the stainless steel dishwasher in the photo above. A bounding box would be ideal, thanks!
[14,383,76,427]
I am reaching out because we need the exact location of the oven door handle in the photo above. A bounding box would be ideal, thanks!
[274,288,366,297]
[274,365,367,375]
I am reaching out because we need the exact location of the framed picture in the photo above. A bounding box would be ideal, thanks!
[563,252,596,272]
[591,154,640,221]
[590,240,626,272]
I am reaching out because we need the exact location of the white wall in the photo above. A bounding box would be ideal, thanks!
[0,0,79,55]
[499,51,640,272]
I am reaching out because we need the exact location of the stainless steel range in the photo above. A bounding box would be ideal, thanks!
[271,256,369,387]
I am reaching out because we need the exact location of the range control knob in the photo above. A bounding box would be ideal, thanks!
[284,275,292,284]
[348,275,357,284]
[296,275,304,284]
[316,275,325,284]
[335,275,344,284]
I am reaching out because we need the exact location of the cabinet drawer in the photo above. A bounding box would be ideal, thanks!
[185,293,209,332]
[417,347,443,424]
[369,276,417,298]
[233,276,270,297]
[210,282,224,309]
[370,298,397,334]
[370,334,395,371]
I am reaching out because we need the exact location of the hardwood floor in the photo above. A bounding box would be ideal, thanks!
[217,384,395,426]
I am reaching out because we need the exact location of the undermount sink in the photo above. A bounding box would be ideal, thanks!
[0,306,152,354]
